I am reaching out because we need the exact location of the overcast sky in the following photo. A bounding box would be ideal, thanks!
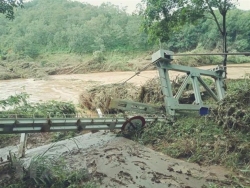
[78,0,250,13]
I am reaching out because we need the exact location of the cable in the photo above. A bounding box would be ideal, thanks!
[173,52,250,56]
[122,62,155,84]
[136,74,159,80]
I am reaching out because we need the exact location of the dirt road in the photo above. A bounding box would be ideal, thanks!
[0,63,250,104]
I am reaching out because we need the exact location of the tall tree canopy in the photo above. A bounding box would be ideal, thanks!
[1,0,249,62]
[142,0,238,69]
[0,0,23,19]
[0,0,149,58]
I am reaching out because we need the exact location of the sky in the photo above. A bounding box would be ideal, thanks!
[78,0,250,13]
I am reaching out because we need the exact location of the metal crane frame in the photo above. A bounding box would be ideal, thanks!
[110,49,226,115]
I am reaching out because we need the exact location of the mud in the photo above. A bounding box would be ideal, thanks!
[0,132,233,188]
[1,64,250,104]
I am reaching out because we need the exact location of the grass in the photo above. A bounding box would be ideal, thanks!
[130,79,250,187]
[135,117,250,187]
[1,147,98,188]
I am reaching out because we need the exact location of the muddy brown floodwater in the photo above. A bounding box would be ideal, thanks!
[1,63,250,104]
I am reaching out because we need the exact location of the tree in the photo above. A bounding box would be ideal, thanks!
[142,0,238,74]
[0,0,23,19]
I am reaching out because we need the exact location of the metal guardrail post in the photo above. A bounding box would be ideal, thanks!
[18,133,27,158]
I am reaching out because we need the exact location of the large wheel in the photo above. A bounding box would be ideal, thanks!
[121,116,146,137]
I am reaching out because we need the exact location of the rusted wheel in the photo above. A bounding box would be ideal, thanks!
[121,116,146,137]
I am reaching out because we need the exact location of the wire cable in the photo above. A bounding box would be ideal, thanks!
[122,62,155,84]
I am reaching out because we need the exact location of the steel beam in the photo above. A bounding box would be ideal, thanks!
[0,116,161,134]
[197,77,219,101]
[109,99,162,114]
[175,74,191,100]
[172,52,250,56]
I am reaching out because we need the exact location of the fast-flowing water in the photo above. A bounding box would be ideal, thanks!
[0,64,250,104]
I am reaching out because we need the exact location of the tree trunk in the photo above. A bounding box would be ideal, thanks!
[222,13,227,78]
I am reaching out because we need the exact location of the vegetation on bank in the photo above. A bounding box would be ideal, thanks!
[0,51,153,80]
[0,93,99,187]
[0,149,97,188]
[134,79,250,187]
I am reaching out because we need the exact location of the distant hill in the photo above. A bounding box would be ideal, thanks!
[0,0,149,58]
[0,0,249,59]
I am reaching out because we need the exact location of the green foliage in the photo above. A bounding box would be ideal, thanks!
[24,46,40,59]
[141,0,237,43]
[166,9,250,52]
[0,92,29,110]
[0,0,150,58]
[0,0,23,19]
[0,92,76,117]
[0,0,248,69]
[2,149,98,188]
[138,118,250,183]
[141,0,205,42]
[0,92,77,147]
[92,51,105,63]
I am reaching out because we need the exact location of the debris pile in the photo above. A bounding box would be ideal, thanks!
[79,83,139,113]
[79,76,208,113]
[211,80,250,131]
[138,78,163,104]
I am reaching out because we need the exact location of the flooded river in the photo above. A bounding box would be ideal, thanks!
[0,64,250,104]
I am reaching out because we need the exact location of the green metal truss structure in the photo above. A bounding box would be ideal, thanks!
[110,49,225,116]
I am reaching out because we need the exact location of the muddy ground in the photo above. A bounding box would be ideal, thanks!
[0,132,233,188]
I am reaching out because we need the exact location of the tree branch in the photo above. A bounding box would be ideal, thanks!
[205,0,223,35]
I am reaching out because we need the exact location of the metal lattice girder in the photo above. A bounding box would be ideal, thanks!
[108,50,225,116]
[152,49,225,77]
[109,99,163,114]
[151,49,226,115]
[0,116,161,134]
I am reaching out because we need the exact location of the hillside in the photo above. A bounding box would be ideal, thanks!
[0,0,250,81]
